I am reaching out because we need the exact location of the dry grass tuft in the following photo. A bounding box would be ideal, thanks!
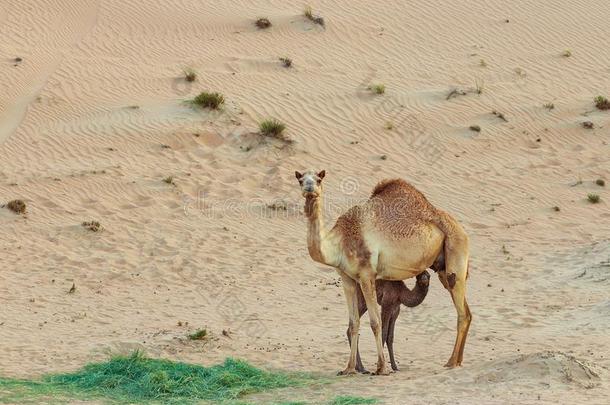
[6,199,26,214]
[82,221,102,232]
[543,102,555,110]
[368,84,385,95]
[304,6,325,26]
[587,193,600,204]
[255,18,271,29]
[188,329,208,340]
[191,92,225,109]
[492,110,508,122]
[183,68,197,82]
[259,119,287,139]
[594,96,610,111]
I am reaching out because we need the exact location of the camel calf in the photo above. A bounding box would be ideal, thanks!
[348,271,431,372]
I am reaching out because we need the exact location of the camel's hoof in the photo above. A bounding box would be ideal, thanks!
[444,361,461,368]
[358,369,371,375]
[337,368,357,376]
[373,366,391,376]
[391,366,399,372]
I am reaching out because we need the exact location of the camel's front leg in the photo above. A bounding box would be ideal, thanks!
[338,272,360,375]
[359,273,391,375]
[347,287,369,373]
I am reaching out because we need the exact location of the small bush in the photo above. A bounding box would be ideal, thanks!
[82,221,101,232]
[582,121,594,129]
[368,84,385,95]
[594,96,610,110]
[259,119,286,138]
[543,102,555,110]
[279,57,292,68]
[163,176,175,185]
[6,199,26,214]
[562,49,572,57]
[255,18,271,29]
[587,193,600,204]
[479,59,487,67]
[183,68,197,82]
[595,178,605,186]
[469,125,481,132]
[191,92,225,109]
[304,6,325,26]
[188,329,207,340]
[304,5,314,19]
[552,206,560,212]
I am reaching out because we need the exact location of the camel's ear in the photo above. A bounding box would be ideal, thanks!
[318,170,326,179]
[295,171,303,180]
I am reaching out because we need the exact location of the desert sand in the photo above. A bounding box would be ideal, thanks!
[1,0,609,403]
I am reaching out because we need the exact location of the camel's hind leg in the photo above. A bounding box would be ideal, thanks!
[443,240,472,368]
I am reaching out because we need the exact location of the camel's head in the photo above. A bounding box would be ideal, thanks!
[416,270,430,287]
[295,170,325,197]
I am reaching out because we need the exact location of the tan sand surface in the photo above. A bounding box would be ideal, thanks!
[1,1,609,403]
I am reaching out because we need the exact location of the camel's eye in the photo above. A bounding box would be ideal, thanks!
[316,179,321,184]
[299,179,303,185]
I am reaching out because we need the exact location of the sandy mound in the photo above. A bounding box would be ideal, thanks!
[475,351,604,389]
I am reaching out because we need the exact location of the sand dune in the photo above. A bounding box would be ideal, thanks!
[1,0,609,403]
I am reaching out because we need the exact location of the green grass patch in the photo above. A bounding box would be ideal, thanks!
[190,92,225,110]
[587,193,601,204]
[330,396,378,405]
[0,351,317,404]
[0,377,77,404]
[594,95,610,110]
[259,119,287,139]
[267,395,377,405]
[188,328,207,340]
[368,84,385,95]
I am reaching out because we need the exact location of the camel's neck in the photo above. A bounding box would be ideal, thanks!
[304,194,334,266]
[400,281,429,307]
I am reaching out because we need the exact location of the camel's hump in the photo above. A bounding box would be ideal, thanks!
[370,178,420,199]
